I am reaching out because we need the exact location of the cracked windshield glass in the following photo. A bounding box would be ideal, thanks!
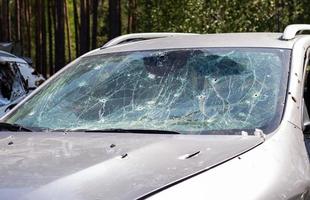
[4,48,290,134]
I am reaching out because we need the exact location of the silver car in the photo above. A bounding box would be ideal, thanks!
[0,24,309,200]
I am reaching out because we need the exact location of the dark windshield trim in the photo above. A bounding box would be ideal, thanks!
[50,128,181,135]
[48,128,257,136]
[0,122,34,132]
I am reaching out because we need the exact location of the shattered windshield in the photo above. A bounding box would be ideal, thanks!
[4,48,290,134]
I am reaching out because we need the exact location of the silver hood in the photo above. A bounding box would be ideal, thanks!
[0,132,263,200]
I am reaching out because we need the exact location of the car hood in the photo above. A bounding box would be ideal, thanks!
[0,132,263,200]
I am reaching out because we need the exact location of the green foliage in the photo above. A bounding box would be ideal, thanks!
[135,0,310,33]
[2,0,310,76]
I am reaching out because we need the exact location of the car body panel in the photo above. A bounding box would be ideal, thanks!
[282,37,310,129]
[148,122,310,200]
[90,33,297,56]
[0,132,263,200]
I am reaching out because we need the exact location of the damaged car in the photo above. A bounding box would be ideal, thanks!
[0,50,45,90]
[0,51,45,116]
[0,24,309,200]
[0,61,28,116]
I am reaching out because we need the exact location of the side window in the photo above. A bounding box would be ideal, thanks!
[304,51,310,114]
[302,51,310,156]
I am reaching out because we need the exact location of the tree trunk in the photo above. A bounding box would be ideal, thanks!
[127,0,137,33]
[108,0,121,40]
[41,0,47,77]
[127,0,132,33]
[73,0,80,57]
[25,0,32,57]
[35,0,42,73]
[55,0,65,71]
[15,0,21,42]
[19,0,24,55]
[47,0,53,76]
[85,0,90,50]
[80,0,90,54]
[50,1,57,75]
[64,0,72,61]
[7,0,11,41]
[91,0,99,49]
[0,2,2,41]
[80,0,86,54]
[1,0,10,41]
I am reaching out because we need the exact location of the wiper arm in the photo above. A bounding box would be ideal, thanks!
[54,128,181,135]
[0,122,33,132]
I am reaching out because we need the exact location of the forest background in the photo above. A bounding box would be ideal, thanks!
[0,0,309,77]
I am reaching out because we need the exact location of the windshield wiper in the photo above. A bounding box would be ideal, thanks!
[52,128,181,135]
[0,122,34,132]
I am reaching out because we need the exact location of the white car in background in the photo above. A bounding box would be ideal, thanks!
[0,24,309,200]
[0,50,45,89]
[0,51,45,116]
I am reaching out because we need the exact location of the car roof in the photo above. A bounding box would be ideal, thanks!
[0,50,27,64]
[88,33,300,56]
